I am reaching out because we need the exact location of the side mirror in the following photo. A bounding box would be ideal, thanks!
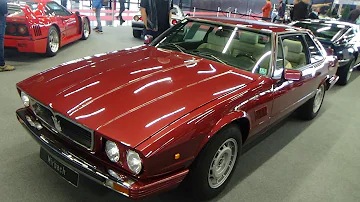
[284,68,302,81]
[325,48,334,56]
[75,11,80,16]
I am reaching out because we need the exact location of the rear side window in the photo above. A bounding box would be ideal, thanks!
[304,34,324,63]
[46,2,72,16]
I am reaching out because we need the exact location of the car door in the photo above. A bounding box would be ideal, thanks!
[46,2,78,38]
[269,33,316,125]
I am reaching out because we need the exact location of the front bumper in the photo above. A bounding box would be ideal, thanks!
[5,37,47,53]
[16,108,189,199]
[132,21,145,31]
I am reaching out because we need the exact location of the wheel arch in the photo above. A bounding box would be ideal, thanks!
[198,110,251,153]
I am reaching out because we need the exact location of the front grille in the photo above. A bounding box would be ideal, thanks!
[30,99,93,150]
[31,101,55,128]
[56,116,93,149]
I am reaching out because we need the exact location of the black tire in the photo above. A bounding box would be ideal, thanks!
[183,124,242,200]
[337,59,355,86]
[133,30,142,38]
[297,83,325,120]
[81,18,90,40]
[45,26,60,57]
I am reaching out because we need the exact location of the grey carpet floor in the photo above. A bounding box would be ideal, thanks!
[0,26,359,202]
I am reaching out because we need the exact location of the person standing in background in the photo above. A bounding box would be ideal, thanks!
[117,0,126,25]
[308,7,319,19]
[0,0,15,72]
[262,0,272,21]
[292,0,310,21]
[61,0,67,8]
[92,0,104,33]
[347,5,360,24]
[290,0,299,20]
[140,0,173,40]
[276,0,286,23]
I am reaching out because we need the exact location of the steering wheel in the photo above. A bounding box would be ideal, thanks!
[236,53,257,62]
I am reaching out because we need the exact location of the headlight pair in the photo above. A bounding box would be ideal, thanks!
[105,140,142,175]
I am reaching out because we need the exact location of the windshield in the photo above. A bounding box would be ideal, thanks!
[293,22,346,41]
[152,20,272,75]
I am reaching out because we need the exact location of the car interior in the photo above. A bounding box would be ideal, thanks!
[156,21,311,75]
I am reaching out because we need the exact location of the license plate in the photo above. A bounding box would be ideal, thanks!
[40,148,79,187]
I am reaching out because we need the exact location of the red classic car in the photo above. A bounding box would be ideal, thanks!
[6,0,90,56]
[16,17,339,200]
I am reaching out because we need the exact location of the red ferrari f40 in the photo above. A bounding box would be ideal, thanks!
[5,0,90,56]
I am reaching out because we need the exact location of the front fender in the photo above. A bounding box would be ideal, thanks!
[197,110,250,153]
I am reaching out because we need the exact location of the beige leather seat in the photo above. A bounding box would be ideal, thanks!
[283,39,306,68]
[230,32,265,60]
[197,32,228,53]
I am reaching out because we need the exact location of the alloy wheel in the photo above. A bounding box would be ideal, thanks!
[313,84,325,114]
[208,138,238,189]
[83,20,90,38]
[49,29,59,53]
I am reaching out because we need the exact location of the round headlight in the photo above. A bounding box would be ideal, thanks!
[21,92,30,107]
[126,150,142,175]
[105,141,120,162]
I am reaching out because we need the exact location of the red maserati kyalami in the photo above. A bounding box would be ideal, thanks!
[6,0,90,56]
[16,17,338,200]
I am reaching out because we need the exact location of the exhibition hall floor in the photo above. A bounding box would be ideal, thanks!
[1,26,360,202]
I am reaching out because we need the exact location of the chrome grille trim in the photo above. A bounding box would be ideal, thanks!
[28,97,95,151]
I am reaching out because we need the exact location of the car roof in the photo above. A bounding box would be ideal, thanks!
[8,0,51,4]
[294,19,355,28]
[189,16,303,33]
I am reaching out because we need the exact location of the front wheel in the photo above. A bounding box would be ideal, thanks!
[81,18,90,40]
[46,26,60,57]
[297,83,325,120]
[183,124,241,200]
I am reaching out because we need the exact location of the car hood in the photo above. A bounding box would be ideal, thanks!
[18,46,259,147]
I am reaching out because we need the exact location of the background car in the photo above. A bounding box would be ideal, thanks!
[131,5,185,38]
[5,0,90,56]
[290,19,360,85]
[16,17,338,200]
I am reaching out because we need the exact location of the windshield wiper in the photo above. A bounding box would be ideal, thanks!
[158,43,185,53]
[198,52,227,65]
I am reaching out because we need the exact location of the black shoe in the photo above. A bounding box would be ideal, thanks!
[93,27,99,31]
[96,30,103,34]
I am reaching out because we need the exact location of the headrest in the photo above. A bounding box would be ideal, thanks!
[208,32,227,46]
[215,29,233,38]
[283,39,303,53]
[239,32,259,44]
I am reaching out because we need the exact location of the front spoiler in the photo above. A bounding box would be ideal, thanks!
[16,108,189,199]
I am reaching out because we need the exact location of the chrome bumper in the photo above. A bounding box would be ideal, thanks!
[328,75,339,90]
[16,108,188,199]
